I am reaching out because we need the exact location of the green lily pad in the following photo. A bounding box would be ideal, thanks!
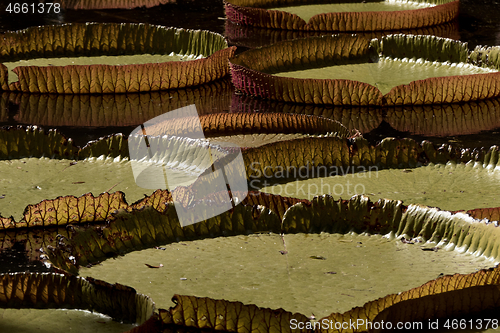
[0,23,234,93]
[273,58,495,96]
[268,1,434,22]
[4,127,498,222]
[229,34,500,105]
[42,195,500,332]
[0,272,155,330]
[79,231,492,318]
[206,133,332,147]
[2,53,203,87]
[0,157,152,221]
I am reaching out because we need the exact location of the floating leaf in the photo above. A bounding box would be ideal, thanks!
[242,136,442,178]
[79,134,130,159]
[465,207,500,223]
[230,34,385,105]
[185,112,351,138]
[0,156,148,222]
[2,126,498,226]
[20,192,129,228]
[160,295,310,333]
[230,34,500,105]
[0,126,79,160]
[252,138,500,211]
[0,272,154,324]
[46,204,282,272]
[0,227,70,266]
[0,23,234,93]
[319,266,500,332]
[210,133,334,148]
[131,189,173,213]
[241,191,310,219]
[224,0,459,31]
[470,45,500,70]
[48,195,500,324]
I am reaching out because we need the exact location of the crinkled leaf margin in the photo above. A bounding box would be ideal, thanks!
[224,0,459,32]
[0,271,155,325]
[229,34,500,105]
[0,23,235,93]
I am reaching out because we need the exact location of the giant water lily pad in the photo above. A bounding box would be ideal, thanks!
[258,162,500,212]
[242,136,500,212]
[78,227,493,317]
[0,272,155,330]
[41,195,500,332]
[0,308,137,333]
[2,126,498,224]
[0,23,234,93]
[0,118,349,223]
[230,34,500,105]
[224,0,459,31]
[3,127,500,332]
[3,134,500,331]
[0,156,152,222]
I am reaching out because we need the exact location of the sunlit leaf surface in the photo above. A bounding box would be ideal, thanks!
[224,0,459,31]
[0,23,234,93]
[230,34,500,105]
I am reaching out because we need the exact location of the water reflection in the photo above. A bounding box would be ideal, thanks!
[2,78,233,128]
[230,93,500,140]
[225,19,461,49]
[230,93,383,133]
[385,98,500,137]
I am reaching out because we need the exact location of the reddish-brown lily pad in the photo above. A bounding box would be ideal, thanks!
[0,23,235,93]
[230,34,500,105]
[224,0,459,32]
